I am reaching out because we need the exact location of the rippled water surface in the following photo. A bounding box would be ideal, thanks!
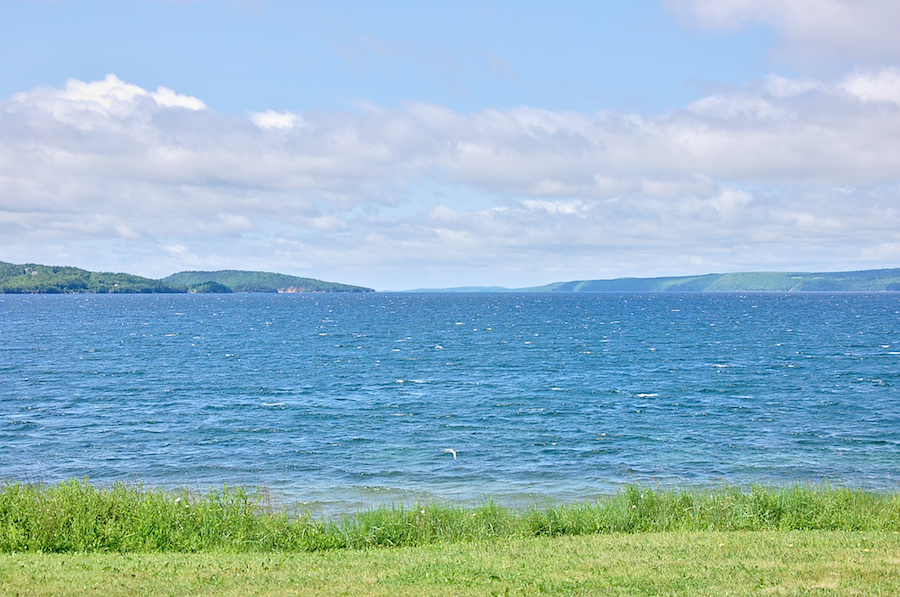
[2,292,899,513]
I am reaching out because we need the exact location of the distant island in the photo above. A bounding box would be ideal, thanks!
[0,261,374,294]
[405,268,900,293]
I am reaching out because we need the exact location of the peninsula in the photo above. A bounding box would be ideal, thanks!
[0,262,374,294]
[405,268,900,293]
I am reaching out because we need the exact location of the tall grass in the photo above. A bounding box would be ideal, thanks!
[1,479,898,553]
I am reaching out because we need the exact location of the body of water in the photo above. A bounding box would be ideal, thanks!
[1,292,898,513]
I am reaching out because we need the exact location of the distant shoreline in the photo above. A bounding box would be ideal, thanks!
[3,260,899,293]
[403,267,900,293]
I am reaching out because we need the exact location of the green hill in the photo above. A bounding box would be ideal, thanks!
[161,270,374,293]
[0,262,375,294]
[534,269,900,292]
[0,262,185,294]
[405,268,900,293]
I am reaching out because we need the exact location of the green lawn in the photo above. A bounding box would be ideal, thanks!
[3,531,899,596]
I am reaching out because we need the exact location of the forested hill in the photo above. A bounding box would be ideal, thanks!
[161,270,374,293]
[406,268,900,293]
[536,269,900,292]
[0,262,184,293]
[0,262,374,294]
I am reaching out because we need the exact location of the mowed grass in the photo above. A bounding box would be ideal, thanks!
[3,531,899,596]
[2,481,900,595]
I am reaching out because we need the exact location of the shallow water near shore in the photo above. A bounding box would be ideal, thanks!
[2,292,899,515]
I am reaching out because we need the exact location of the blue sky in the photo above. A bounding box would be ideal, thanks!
[1,0,899,289]
[0,1,774,115]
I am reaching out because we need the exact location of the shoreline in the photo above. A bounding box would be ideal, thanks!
[3,479,899,554]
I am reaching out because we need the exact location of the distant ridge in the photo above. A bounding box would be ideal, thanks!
[402,286,513,293]
[404,268,900,293]
[0,261,373,294]
[162,270,374,293]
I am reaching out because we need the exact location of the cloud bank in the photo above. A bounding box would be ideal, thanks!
[667,0,900,62]
[1,71,899,287]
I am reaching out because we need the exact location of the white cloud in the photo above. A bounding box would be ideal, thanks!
[164,244,189,255]
[250,109,306,129]
[1,73,899,286]
[4,71,899,197]
[838,69,900,103]
[151,86,208,110]
[60,74,149,109]
[9,74,207,129]
[666,0,900,62]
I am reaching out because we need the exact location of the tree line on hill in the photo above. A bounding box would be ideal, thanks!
[4,260,900,294]
[0,262,374,294]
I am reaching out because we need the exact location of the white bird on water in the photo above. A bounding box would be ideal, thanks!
[442,448,457,460]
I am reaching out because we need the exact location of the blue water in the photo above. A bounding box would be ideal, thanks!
[1,292,899,513]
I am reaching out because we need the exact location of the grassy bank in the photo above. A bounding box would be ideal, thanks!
[3,531,899,596]
[2,480,899,553]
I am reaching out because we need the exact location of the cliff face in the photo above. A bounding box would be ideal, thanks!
[277,286,327,293]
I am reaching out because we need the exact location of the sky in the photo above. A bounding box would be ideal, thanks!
[1,0,899,290]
